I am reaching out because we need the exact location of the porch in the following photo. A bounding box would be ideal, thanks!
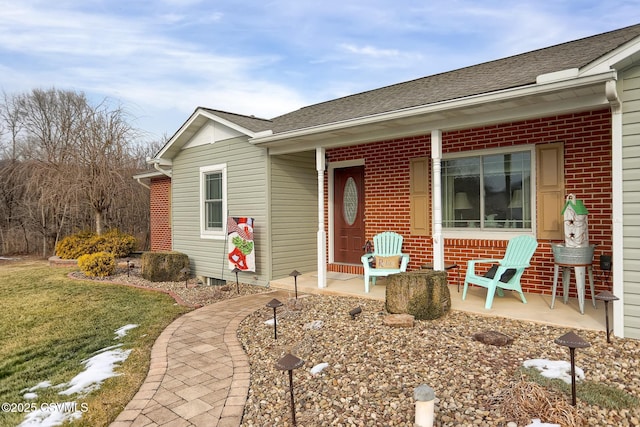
[269,272,607,331]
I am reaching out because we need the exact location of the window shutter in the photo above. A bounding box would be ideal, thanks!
[536,142,564,240]
[410,157,430,235]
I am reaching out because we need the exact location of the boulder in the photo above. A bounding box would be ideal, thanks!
[472,330,513,346]
[385,270,450,320]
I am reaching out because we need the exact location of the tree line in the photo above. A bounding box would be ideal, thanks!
[0,88,163,257]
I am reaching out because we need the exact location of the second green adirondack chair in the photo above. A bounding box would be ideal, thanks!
[462,235,538,309]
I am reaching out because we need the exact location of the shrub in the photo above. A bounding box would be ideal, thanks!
[55,230,97,259]
[56,229,137,259]
[141,251,189,282]
[99,229,137,258]
[77,252,116,278]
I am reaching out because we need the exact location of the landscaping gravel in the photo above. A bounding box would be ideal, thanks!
[236,295,640,427]
[75,263,640,426]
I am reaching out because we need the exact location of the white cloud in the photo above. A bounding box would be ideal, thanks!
[0,0,637,142]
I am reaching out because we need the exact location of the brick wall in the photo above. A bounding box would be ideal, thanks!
[327,109,613,298]
[150,176,172,251]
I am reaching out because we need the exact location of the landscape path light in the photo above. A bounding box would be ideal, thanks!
[414,384,435,427]
[275,353,304,426]
[232,267,241,293]
[266,298,284,340]
[554,331,590,406]
[126,259,134,277]
[595,291,619,343]
[289,270,301,299]
[179,267,190,288]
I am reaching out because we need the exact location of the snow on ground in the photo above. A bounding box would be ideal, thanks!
[17,325,138,427]
[523,358,585,384]
[114,324,138,339]
[57,348,132,396]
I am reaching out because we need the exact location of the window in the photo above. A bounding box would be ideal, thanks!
[442,149,532,230]
[200,164,227,238]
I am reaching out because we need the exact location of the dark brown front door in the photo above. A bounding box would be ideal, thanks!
[334,166,365,264]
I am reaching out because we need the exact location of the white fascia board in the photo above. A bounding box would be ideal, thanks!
[197,109,265,138]
[155,110,203,160]
[251,70,617,147]
[581,36,640,75]
[132,170,165,180]
[155,108,270,160]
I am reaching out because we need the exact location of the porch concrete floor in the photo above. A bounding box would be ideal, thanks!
[269,271,607,331]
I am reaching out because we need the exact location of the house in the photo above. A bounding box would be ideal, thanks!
[139,23,640,339]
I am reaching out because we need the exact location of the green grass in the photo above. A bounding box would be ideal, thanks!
[519,367,640,410]
[0,260,191,426]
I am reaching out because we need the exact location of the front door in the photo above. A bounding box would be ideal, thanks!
[334,166,365,264]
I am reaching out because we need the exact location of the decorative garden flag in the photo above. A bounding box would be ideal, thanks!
[227,217,255,271]
[561,194,589,248]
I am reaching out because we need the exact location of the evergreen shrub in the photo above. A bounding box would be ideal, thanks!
[77,252,116,278]
[55,229,137,259]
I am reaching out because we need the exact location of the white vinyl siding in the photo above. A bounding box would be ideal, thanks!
[270,151,317,278]
[171,134,270,286]
[622,64,640,339]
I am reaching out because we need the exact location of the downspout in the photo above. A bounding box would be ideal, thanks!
[606,79,624,338]
[316,148,327,288]
[135,177,150,189]
[153,161,172,178]
[431,130,444,270]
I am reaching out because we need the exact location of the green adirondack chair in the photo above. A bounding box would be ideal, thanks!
[361,231,409,293]
[462,235,538,309]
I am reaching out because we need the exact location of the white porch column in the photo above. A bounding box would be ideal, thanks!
[607,80,624,337]
[316,147,327,289]
[431,130,444,271]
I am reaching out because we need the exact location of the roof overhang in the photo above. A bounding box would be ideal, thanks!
[251,70,617,155]
[154,107,271,161]
[132,170,166,180]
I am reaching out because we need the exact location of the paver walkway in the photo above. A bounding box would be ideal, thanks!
[110,289,290,427]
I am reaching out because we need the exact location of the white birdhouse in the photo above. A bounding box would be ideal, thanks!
[561,194,589,248]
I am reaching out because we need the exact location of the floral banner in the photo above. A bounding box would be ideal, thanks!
[227,217,255,271]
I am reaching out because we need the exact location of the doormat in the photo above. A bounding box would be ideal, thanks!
[313,272,362,281]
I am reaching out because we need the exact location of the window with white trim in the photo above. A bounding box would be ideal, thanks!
[200,164,227,238]
[442,149,532,230]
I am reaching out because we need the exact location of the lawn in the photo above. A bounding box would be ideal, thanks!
[0,259,191,426]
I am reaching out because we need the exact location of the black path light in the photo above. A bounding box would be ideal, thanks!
[289,270,301,299]
[232,267,241,293]
[126,259,134,277]
[595,291,619,343]
[266,298,284,340]
[179,267,190,288]
[275,353,305,426]
[554,331,591,406]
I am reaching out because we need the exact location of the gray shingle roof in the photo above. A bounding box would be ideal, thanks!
[200,108,273,133]
[270,23,640,134]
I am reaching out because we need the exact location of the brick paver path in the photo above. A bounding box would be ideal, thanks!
[110,290,290,427]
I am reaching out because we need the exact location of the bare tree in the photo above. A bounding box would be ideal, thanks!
[0,88,153,256]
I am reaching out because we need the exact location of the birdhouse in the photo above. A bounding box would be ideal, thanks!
[561,194,589,248]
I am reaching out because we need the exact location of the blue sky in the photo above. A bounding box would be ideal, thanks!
[0,1,638,143]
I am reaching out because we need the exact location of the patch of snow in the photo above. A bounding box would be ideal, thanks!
[114,324,138,339]
[18,403,83,427]
[19,325,136,426]
[58,348,132,396]
[310,362,329,375]
[264,318,275,325]
[523,358,585,385]
[303,320,323,330]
